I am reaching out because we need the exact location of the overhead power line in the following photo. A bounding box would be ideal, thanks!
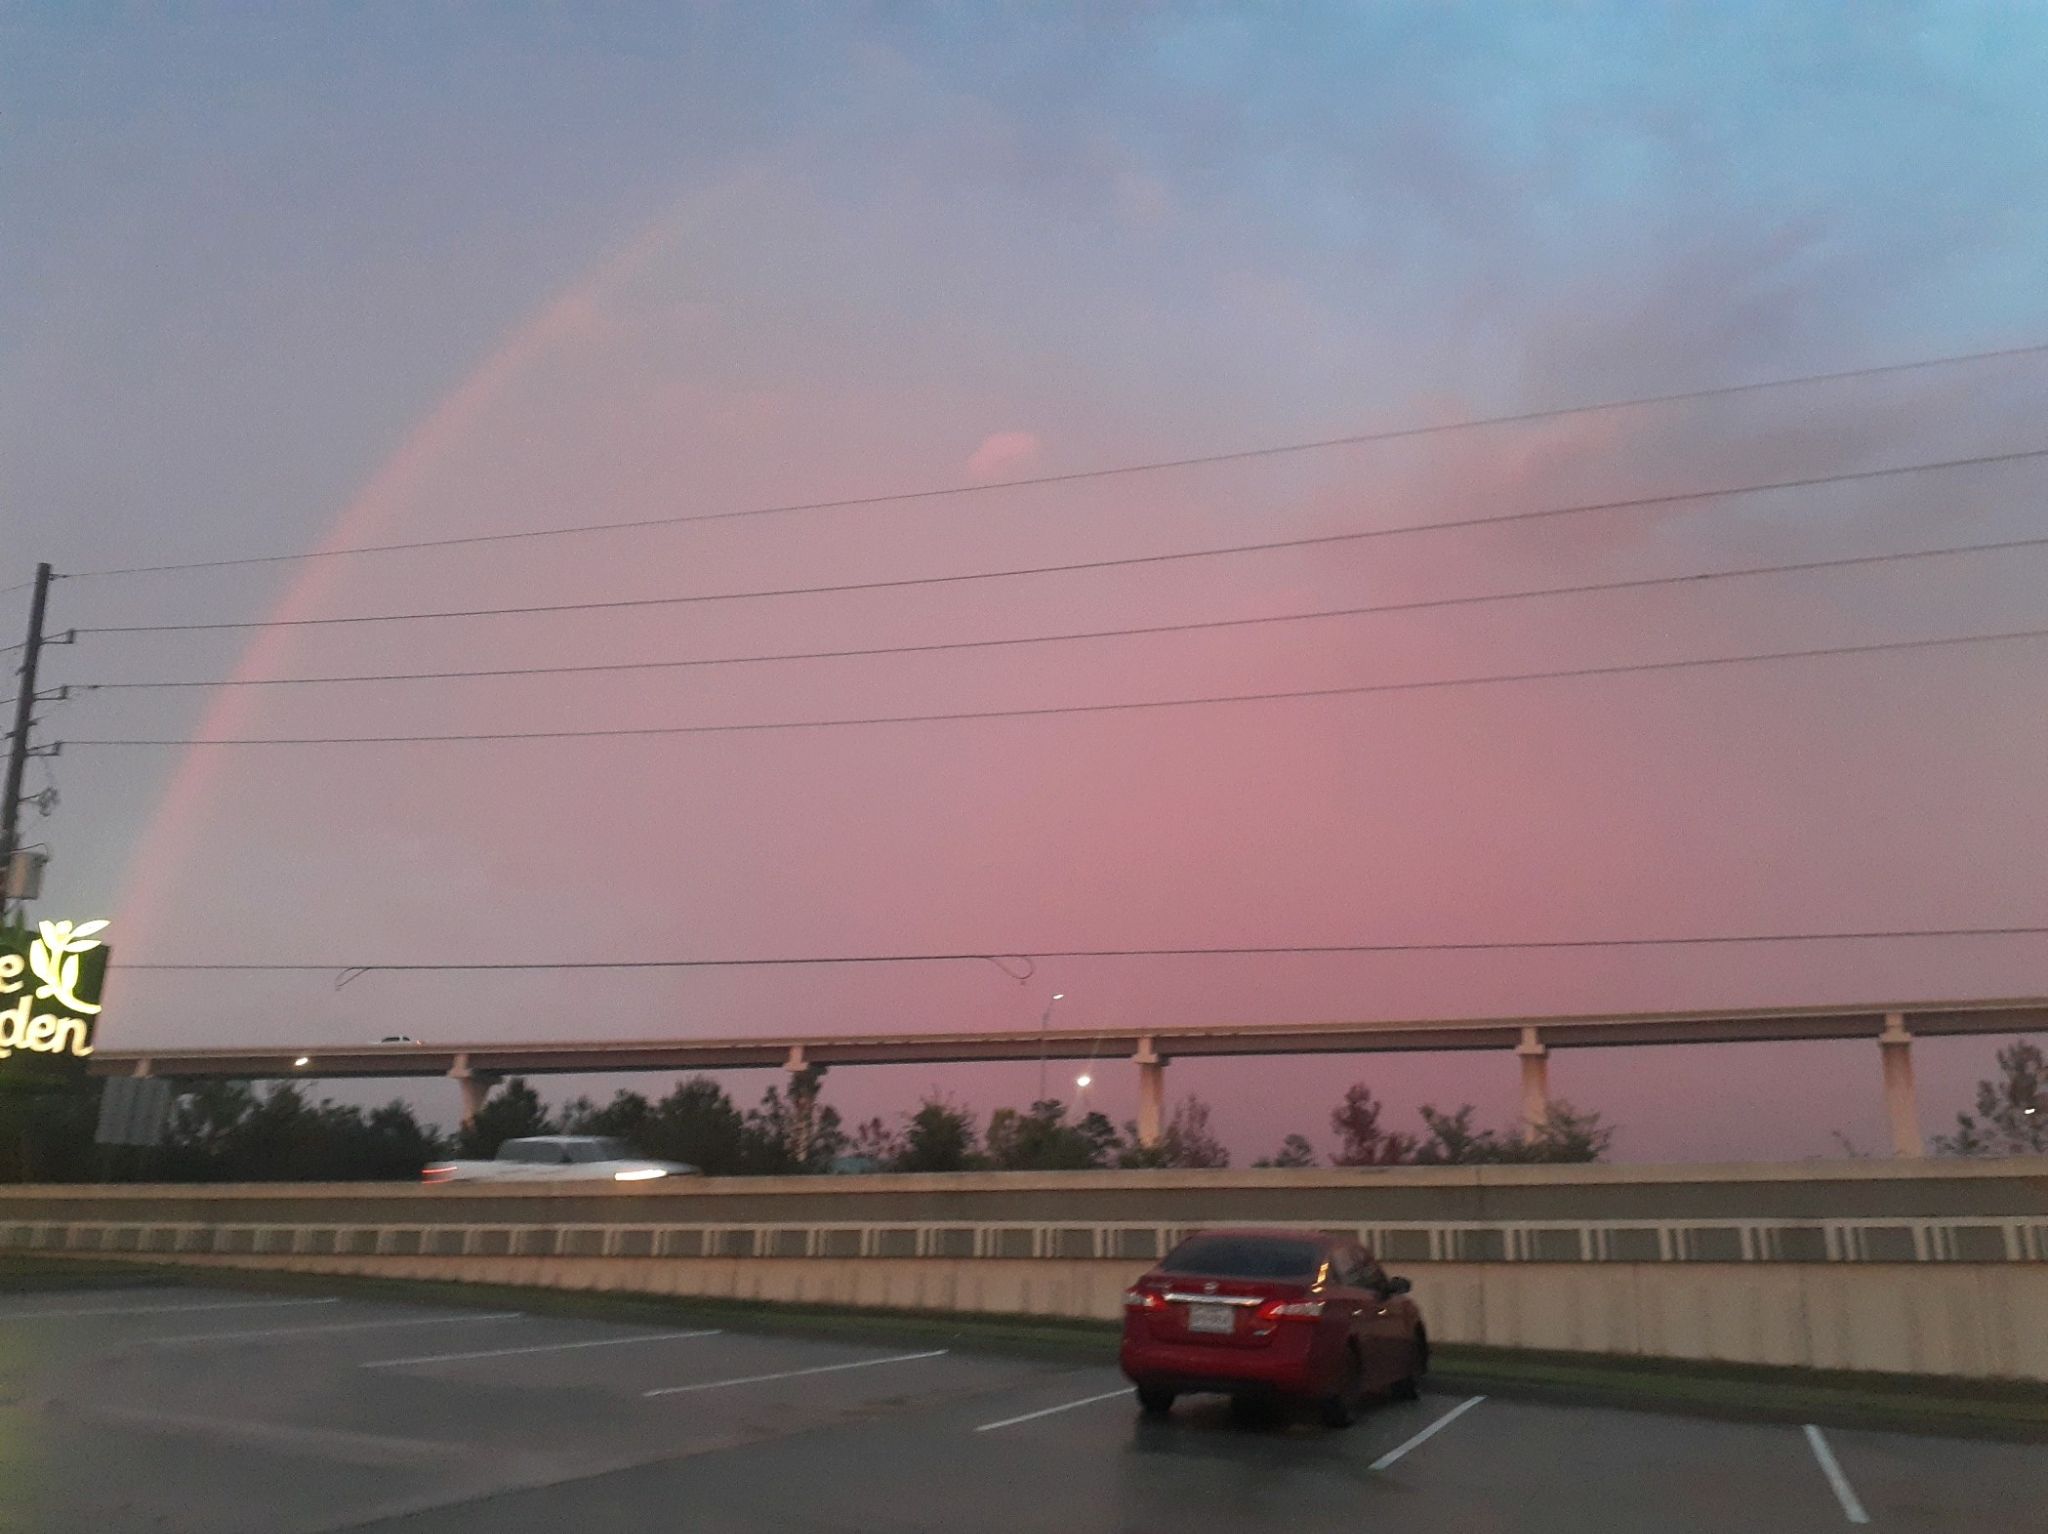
[106,924,2048,973]
[62,625,2048,747]
[60,337,2048,580]
[68,446,2048,638]
[68,534,2048,691]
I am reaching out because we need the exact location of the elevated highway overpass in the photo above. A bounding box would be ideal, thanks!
[89,997,2048,1155]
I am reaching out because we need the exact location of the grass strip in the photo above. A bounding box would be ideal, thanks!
[1429,1342,2048,1440]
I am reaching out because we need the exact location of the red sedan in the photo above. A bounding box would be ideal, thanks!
[1119,1227,1428,1426]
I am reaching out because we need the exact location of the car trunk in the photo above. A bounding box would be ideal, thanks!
[1142,1275,1309,1350]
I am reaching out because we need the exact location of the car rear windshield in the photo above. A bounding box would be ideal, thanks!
[1161,1235,1324,1280]
[565,1138,633,1163]
[497,1139,566,1164]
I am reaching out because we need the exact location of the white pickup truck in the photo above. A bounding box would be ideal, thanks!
[422,1135,698,1184]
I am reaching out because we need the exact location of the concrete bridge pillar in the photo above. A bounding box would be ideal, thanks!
[448,1054,501,1131]
[1517,1026,1551,1131]
[1133,1037,1165,1148]
[1879,1013,1924,1157]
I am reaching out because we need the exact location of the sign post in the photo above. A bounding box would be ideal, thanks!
[95,1076,171,1149]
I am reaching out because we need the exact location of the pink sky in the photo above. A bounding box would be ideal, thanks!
[6,9,2046,1160]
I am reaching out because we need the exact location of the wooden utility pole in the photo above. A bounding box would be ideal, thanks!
[0,563,53,924]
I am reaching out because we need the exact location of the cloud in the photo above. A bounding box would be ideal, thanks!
[966,429,1041,477]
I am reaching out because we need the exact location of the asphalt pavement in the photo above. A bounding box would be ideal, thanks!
[0,1282,2039,1533]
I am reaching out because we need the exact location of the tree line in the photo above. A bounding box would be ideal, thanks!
[140,1073,1613,1179]
[1275,1083,1616,1166]
[8,1064,1607,1181]
[491,1065,1230,1175]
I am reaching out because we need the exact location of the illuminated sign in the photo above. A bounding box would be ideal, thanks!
[0,919,109,1064]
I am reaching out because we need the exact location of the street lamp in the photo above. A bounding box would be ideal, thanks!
[1037,993,1065,1102]
[1076,1073,1092,1089]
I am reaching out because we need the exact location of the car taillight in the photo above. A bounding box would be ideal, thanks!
[1123,1288,1166,1311]
[421,1165,457,1184]
[1258,1298,1325,1320]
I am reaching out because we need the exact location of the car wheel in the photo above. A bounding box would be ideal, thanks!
[1391,1327,1428,1399]
[1318,1349,1364,1429]
[1136,1384,1177,1417]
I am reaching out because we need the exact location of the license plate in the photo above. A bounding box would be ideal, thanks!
[1187,1304,1237,1335]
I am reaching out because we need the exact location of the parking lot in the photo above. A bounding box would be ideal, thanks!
[0,1283,2041,1532]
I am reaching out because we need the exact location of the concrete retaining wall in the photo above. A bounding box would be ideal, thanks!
[14,1158,2047,1381]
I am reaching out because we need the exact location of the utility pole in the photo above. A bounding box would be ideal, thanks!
[0,563,53,925]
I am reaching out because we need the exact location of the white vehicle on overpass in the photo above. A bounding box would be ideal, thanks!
[423,1136,698,1184]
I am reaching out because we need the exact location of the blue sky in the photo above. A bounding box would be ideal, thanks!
[4,4,2046,1159]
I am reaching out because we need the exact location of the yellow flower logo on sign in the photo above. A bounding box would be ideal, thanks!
[30,919,107,1016]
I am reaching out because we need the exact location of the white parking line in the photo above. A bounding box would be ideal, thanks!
[976,1387,1131,1433]
[364,1328,722,1369]
[1803,1424,1872,1524]
[0,1296,341,1322]
[1369,1394,1486,1471]
[644,1348,948,1397]
[152,1311,524,1347]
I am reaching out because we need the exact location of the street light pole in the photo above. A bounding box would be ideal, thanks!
[1036,992,1064,1103]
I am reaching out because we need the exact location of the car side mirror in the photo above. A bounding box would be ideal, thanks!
[1384,1276,1411,1295]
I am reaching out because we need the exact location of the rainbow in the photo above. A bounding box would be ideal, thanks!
[114,220,678,960]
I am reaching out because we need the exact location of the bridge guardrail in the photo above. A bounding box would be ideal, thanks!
[9,1211,2044,1264]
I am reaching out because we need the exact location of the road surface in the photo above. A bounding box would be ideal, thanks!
[0,1282,2037,1532]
